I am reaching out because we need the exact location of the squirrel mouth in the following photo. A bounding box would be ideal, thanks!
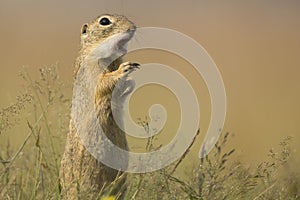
[117,31,134,53]
[118,39,129,52]
[89,29,135,62]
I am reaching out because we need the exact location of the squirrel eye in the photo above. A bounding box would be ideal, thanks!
[99,17,111,26]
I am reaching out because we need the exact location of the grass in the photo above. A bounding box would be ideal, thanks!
[0,65,299,199]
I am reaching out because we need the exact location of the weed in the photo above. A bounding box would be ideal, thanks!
[0,66,299,199]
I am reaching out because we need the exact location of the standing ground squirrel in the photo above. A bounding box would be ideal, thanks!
[59,14,139,199]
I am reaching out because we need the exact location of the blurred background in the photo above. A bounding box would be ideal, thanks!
[0,0,299,172]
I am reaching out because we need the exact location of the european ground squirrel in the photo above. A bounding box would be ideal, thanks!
[59,14,139,199]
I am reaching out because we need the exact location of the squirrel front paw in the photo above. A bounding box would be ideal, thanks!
[117,62,140,77]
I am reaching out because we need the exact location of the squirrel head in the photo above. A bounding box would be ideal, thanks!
[80,14,136,62]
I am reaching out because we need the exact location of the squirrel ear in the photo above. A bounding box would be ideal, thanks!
[81,23,88,35]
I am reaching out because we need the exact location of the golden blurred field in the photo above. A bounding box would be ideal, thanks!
[0,1,299,199]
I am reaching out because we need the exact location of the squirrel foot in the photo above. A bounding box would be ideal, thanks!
[117,62,140,78]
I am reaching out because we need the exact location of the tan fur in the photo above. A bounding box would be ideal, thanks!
[59,14,139,199]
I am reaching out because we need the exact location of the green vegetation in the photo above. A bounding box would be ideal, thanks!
[0,66,299,199]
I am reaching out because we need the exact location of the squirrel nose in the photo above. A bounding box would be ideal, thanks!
[128,24,136,32]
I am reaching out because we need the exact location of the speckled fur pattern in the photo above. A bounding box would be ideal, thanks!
[59,14,138,199]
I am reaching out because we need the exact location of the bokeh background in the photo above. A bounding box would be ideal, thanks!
[0,0,299,172]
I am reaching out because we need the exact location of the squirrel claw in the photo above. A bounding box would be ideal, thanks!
[118,62,140,77]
